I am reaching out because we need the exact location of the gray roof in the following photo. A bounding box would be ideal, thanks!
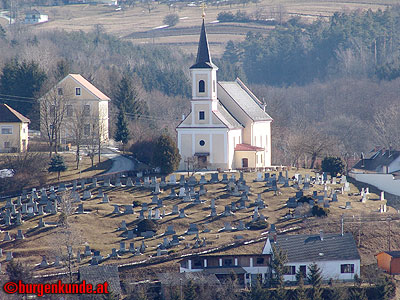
[276,233,360,263]
[214,102,243,129]
[218,79,272,122]
[353,149,400,172]
[79,265,121,295]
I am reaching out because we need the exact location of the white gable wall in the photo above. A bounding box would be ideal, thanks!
[228,129,242,169]
[252,121,272,167]
[283,259,360,282]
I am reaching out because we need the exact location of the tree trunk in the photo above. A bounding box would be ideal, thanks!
[76,145,80,170]
[310,153,317,169]
[58,171,60,181]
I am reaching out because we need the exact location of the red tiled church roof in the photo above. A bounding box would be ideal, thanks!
[235,143,264,151]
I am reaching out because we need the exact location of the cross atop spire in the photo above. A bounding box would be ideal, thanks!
[200,3,206,19]
[190,19,217,69]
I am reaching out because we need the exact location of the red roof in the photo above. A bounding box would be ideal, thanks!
[235,143,264,151]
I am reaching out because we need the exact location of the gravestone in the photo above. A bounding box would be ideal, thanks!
[112,205,121,214]
[82,190,92,200]
[38,217,46,228]
[140,241,146,253]
[231,201,237,212]
[40,256,49,267]
[210,207,217,217]
[332,193,338,202]
[129,243,135,253]
[134,178,142,187]
[171,205,179,215]
[210,173,219,183]
[119,242,126,253]
[92,178,98,188]
[152,195,159,204]
[223,205,233,216]
[97,188,104,198]
[124,205,134,214]
[223,222,233,231]
[345,202,352,209]
[16,229,24,240]
[255,172,263,182]
[15,213,22,225]
[21,204,27,214]
[110,248,118,258]
[126,178,134,187]
[3,232,11,241]
[165,225,176,235]
[157,199,163,208]
[170,235,180,246]
[168,175,177,185]
[77,251,81,263]
[178,187,186,198]
[143,177,150,187]
[169,188,177,198]
[103,178,111,187]
[186,224,199,235]
[237,221,245,230]
[154,208,161,220]
[127,230,135,239]
[76,204,84,214]
[115,177,122,187]
[199,175,207,184]
[221,174,228,184]
[179,209,186,218]
[153,183,161,195]
[183,193,192,203]
[179,175,185,186]
[199,185,206,196]
[84,245,92,256]
[210,198,216,209]
[381,191,385,201]
[6,251,13,261]
[340,176,347,184]
[102,194,109,203]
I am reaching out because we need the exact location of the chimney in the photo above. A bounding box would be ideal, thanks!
[320,230,324,241]
[182,114,185,121]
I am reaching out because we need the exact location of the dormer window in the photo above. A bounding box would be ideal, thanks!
[199,111,205,120]
[75,87,81,96]
[199,80,205,93]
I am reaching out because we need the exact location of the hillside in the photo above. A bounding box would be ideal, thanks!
[0,170,396,279]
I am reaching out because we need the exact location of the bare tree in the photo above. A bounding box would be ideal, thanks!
[40,87,68,157]
[372,105,400,149]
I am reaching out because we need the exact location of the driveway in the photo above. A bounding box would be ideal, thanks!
[102,147,135,174]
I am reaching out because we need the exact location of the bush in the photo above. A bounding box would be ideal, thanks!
[247,219,269,230]
[298,196,313,204]
[217,11,235,22]
[152,134,181,174]
[135,219,159,234]
[321,156,344,177]
[130,139,157,165]
[312,205,329,217]
[163,14,179,27]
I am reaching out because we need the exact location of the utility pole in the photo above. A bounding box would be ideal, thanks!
[388,217,391,251]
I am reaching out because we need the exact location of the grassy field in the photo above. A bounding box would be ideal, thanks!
[27,0,393,56]
[0,169,396,278]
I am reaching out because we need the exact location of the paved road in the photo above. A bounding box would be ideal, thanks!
[102,148,135,174]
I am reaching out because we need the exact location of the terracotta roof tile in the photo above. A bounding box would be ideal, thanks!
[235,143,264,151]
[69,74,110,101]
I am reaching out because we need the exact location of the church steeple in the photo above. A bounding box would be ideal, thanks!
[190,19,217,69]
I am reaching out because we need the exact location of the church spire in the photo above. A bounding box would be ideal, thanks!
[190,19,217,69]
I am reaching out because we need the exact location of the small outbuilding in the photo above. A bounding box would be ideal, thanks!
[375,251,400,275]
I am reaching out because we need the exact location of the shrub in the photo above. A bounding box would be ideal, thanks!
[152,134,181,174]
[163,14,179,27]
[135,219,159,234]
[247,219,269,230]
[312,205,329,217]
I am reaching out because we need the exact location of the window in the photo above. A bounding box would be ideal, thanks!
[83,105,90,116]
[50,105,55,118]
[341,264,354,273]
[1,126,12,134]
[84,124,90,136]
[193,260,202,268]
[256,257,265,265]
[66,105,73,117]
[4,141,10,148]
[76,87,81,95]
[58,88,63,95]
[223,259,233,266]
[199,111,205,120]
[213,80,216,92]
[284,266,296,275]
[199,140,205,146]
[199,80,205,93]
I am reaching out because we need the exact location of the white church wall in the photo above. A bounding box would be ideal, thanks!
[228,129,242,169]
[252,121,272,167]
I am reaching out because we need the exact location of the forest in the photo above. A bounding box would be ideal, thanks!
[0,6,400,166]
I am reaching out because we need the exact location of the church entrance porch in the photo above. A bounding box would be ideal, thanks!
[195,153,209,169]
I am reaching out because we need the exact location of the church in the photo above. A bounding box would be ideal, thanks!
[176,19,272,170]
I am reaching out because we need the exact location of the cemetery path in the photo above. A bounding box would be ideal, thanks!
[102,148,135,174]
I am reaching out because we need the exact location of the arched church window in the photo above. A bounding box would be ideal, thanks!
[199,80,205,93]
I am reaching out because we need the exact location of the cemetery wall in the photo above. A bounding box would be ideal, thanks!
[349,172,400,196]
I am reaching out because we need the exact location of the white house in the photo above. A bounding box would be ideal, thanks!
[24,10,48,24]
[176,19,272,171]
[265,232,361,282]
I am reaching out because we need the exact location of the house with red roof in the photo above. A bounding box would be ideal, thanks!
[176,20,272,170]
[0,104,30,152]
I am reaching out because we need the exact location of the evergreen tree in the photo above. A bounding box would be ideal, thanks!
[0,59,47,125]
[271,244,288,294]
[48,154,67,181]
[53,60,70,82]
[295,270,307,300]
[377,275,396,300]
[184,279,197,300]
[307,263,322,300]
[114,75,147,118]
[348,287,367,300]
[321,157,344,177]
[250,277,270,300]
[114,109,130,153]
[152,133,181,174]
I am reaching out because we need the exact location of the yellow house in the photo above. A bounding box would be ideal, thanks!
[0,104,30,152]
[176,20,272,170]
[40,74,110,146]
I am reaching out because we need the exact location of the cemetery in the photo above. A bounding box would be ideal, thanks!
[0,169,394,278]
